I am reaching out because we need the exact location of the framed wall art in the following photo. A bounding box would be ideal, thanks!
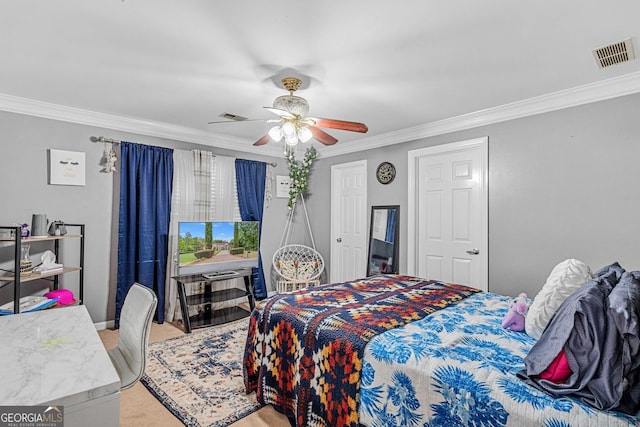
[49,149,86,186]
[276,175,291,198]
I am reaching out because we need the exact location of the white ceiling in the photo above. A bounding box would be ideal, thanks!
[2,1,640,158]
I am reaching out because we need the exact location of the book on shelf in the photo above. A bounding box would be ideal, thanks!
[0,296,56,315]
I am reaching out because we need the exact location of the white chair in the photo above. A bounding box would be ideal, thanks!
[108,283,157,390]
[273,244,325,293]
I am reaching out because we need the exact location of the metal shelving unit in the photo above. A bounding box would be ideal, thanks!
[0,224,85,314]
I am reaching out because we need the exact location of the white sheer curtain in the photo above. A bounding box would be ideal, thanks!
[212,154,241,221]
[193,150,214,220]
[163,150,240,322]
[164,150,195,322]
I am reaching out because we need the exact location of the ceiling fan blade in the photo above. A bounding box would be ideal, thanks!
[309,117,368,133]
[253,134,271,146]
[208,118,269,124]
[263,107,296,119]
[310,127,338,146]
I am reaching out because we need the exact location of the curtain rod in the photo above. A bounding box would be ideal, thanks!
[90,135,278,167]
[91,136,120,144]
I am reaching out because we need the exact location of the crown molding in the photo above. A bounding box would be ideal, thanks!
[2,71,640,159]
[319,71,640,158]
[0,93,271,156]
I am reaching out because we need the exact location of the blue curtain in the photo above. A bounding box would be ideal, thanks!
[116,142,174,327]
[234,159,267,299]
[385,209,397,243]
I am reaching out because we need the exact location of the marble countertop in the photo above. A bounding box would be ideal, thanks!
[0,305,120,406]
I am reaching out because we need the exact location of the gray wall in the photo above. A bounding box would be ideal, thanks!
[306,92,640,298]
[1,92,639,322]
[0,111,290,324]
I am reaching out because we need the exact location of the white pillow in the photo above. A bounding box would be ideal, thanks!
[525,259,592,339]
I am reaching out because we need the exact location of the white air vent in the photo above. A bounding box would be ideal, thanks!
[592,38,635,68]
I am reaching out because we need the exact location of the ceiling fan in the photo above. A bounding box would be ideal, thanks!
[209,77,368,153]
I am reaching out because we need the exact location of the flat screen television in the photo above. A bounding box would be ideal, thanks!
[177,221,260,276]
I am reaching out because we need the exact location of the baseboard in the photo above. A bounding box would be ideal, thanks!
[94,320,115,330]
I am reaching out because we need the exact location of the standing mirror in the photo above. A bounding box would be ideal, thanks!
[367,205,400,276]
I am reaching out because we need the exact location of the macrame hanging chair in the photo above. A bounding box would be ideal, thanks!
[273,193,325,293]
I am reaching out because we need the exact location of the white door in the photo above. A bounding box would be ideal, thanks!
[407,137,488,291]
[330,160,368,283]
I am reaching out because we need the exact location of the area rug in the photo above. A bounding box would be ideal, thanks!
[141,317,262,427]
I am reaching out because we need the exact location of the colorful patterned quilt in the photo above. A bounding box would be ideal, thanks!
[359,291,640,426]
[243,274,479,427]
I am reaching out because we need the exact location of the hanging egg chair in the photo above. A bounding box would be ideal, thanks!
[272,193,325,293]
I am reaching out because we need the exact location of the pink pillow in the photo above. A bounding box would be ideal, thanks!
[539,349,572,384]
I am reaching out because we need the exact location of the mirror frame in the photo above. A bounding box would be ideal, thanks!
[366,205,400,276]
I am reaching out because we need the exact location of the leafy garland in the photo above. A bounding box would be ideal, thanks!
[287,146,318,209]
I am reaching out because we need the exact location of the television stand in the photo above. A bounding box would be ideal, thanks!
[173,268,255,333]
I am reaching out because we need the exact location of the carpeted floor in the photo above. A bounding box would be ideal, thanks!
[99,320,291,427]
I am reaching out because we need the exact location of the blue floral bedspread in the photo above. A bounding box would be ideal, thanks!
[359,292,640,427]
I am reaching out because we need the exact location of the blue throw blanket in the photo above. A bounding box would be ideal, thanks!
[519,262,640,414]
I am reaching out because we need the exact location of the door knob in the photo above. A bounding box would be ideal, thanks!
[337,238,342,242]
[466,248,480,255]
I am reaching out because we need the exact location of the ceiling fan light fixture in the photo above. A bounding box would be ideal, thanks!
[285,134,298,146]
[268,125,283,142]
[282,122,296,137]
[298,126,313,143]
[273,95,309,116]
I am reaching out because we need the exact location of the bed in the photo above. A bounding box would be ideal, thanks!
[243,274,640,427]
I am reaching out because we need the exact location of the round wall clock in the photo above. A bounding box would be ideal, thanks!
[376,161,396,184]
